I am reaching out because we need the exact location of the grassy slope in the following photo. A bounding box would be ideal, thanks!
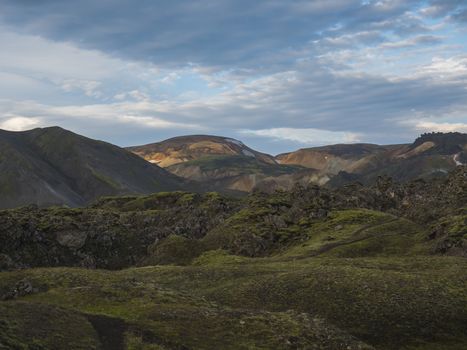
[171,155,302,175]
[1,253,466,349]
[0,127,186,209]
[1,209,466,349]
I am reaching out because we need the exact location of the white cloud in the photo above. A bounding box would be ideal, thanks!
[241,128,362,146]
[0,29,124,81]
[0,116,40,131]
[380,35,443,49]
[113,90,150,101]
[60,79,103,98]
[416,56,467,79]
[0,99,203,131]
[414,121,467,133]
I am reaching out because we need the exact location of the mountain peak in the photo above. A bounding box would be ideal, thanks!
[128,134,276,167]
[0,126,186,208]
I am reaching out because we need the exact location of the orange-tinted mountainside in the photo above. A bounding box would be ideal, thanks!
[127,135,277,167]
[128,132,467,190]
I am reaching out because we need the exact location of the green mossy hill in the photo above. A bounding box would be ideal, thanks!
[0,255,466,349]
[0,127,186,209]
[0,301,101,349]
[0,267,375,350]
[428,213,467,257]
[0,192,239,270]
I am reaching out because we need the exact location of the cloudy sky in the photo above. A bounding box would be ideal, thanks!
[0,0,466,153]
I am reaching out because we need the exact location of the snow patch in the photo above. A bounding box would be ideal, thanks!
[225,138,243,146]
[242,149,255,157]
[225,138,256,158]
[453,153,464,166]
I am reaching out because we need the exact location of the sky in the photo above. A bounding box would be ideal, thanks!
[0,0,466,154]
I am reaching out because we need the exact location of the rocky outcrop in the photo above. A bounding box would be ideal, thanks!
[0,192,238,270]
[0,166,465,270]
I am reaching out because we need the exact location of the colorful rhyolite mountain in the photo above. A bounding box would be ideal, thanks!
[129,132,467,191]
[128,135,329,192]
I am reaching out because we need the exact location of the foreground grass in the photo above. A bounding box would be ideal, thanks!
[1,253,466,349]
[1,207,466,349]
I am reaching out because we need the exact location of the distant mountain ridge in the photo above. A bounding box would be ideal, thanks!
[129,132,467,190]
[0,127,185,208]
[0,127,465,209]
[127,135,311,192]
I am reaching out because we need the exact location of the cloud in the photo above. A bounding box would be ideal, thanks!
[0,116,40,131]
[0,99,204,131]
[0,1,466,152]
[60,79,103,98]
[415,55,467,79]
[380,35,443,49]
[241,128,361,146]
[114,90,150,102]
[414,121,467,133]
[0,0,452,69]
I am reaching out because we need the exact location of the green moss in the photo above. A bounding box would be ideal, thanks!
[0,301,100,349]
[282,209,402,259]
[1,255,466,349]
[142,235,206,266]
[0,252,466,349]
[89,167,122,190]
[191,250,251,266]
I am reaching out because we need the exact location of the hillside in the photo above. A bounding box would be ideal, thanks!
[0,166,465,349]
[166,155,329,192]
[128,135,329,192]
[128,135,277,167]
[276,143,391,174]
[0,127,185,209]
[129,133,467,192]
[277,133,467,187]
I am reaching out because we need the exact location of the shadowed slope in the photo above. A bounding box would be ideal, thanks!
[0,127,185,208]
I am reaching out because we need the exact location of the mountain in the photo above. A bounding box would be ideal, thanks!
[328,132,467,186]
[128,135,277,167]
[130,132,467,191]
[128,135,330,192]
[0,166,465,349]
[2,128,462,209]
[0,127,185,208]
[277,132,467,186]
[276,143,392,174]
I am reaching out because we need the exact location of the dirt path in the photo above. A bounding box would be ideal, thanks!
[86,314,127,350]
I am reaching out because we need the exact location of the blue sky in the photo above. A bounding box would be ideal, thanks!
[0,0,466,154]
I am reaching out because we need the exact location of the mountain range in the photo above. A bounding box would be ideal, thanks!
[128,132,466,192]
[0,127,465,208]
